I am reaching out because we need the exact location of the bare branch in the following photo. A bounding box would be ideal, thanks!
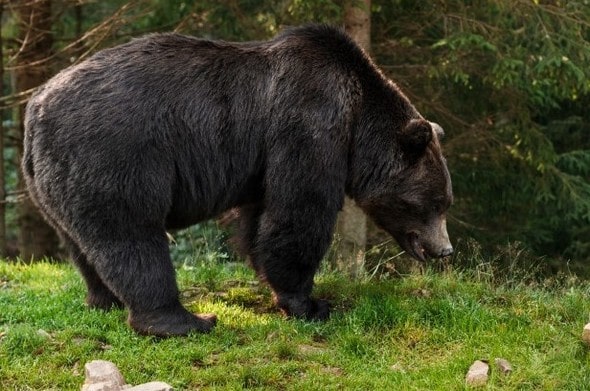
[6,1,144,70]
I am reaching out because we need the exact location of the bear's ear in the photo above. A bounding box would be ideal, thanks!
[401,119,432,153]
[429,122,445,139]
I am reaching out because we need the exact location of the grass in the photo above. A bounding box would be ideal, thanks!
[1,255,590,390]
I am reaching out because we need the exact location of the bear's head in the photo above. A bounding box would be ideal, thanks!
[359,118,453,261]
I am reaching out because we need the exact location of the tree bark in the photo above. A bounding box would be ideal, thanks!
[15,0,60,261]
[332,0,371,277]
[344,0,371,53]
[0,0,7,258]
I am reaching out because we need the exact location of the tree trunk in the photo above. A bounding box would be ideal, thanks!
[15,0,60,261]
[332,0,371,277]
[344,0,371,52]
[0,0,7,257]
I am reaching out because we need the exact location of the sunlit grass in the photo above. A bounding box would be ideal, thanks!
[1,258,590,390]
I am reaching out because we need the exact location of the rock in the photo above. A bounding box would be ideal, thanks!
[81,360,173,391]
[36,329,52,339]
[126,382,173,391]
[82,382,122,391]
[582,323,590,346]
[494,358,512,375]
[465,360,489,387]
[82,360,126,391]
[297,344,326,355]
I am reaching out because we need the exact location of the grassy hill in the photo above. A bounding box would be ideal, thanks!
[1,258,589,390]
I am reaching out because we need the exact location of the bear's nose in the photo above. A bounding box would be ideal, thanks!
[440,246,453,257]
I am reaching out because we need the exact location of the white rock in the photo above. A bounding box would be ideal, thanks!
[494,358,513,375]
[82,381,122,391]
[582,323,590,346]
[126,382,173,391]
[82,360,126,391]
[81,360,172,391]
[465,360,489,387]
[36,329,52,339]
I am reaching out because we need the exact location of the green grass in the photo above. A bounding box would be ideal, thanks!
[1,259,590,390]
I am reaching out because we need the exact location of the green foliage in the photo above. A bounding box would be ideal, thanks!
[372,0,590,264]
[1,261,590,389]
[2,0,589,267]
[168,222,236,266]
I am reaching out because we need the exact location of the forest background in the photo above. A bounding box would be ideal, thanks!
[1,0,589,276]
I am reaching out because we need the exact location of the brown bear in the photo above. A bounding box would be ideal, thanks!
[22,25,453,336]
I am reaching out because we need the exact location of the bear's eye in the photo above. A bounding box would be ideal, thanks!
[431,204,440,214]
[430,198,446,213]
[432,199,450,214]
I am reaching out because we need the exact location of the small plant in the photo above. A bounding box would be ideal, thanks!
[169,222,237,266]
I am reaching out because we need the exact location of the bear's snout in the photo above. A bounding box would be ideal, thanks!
[406,216,453,261]
[439,245,454,257]
[426,216,453,258]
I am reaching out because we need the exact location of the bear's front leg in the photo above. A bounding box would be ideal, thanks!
[251,205,338,321]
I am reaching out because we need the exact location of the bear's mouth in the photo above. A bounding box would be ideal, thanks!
[408,232,427,261]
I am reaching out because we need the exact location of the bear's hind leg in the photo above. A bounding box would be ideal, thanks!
[33,207,123,310]
[62,235,123,310]
[222,204,262,259]
[85,227,216,336]
[23,179,122,309]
